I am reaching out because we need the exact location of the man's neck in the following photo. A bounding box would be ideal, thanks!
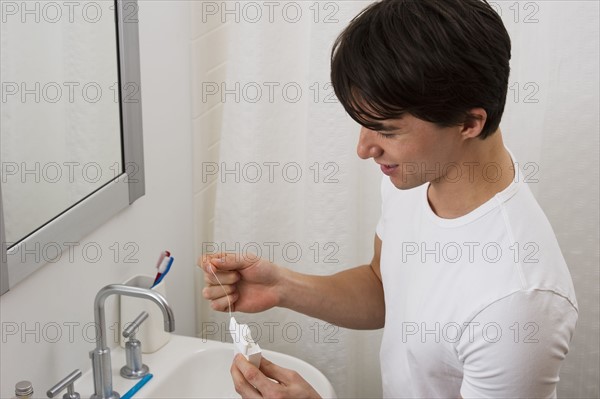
[427,131,515,219]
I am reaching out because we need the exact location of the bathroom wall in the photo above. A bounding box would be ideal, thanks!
[0,2,195,396]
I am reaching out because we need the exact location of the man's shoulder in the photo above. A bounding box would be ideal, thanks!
[494,182,578,311]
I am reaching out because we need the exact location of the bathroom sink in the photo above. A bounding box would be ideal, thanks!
[77,334,336,398]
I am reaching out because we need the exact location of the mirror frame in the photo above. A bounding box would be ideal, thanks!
[0,0,144,295]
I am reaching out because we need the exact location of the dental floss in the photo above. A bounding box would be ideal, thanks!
[229,317,262,367]
[208,261,232,318]
[208,258,262,367]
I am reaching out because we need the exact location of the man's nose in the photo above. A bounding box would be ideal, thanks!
[357,127,383,160]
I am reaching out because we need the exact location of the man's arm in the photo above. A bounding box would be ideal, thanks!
[278,234,385,329]
[201,234,385,330]
[457,291,577,398]
[205,235,385,399]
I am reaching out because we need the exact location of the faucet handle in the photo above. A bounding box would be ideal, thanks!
[123,311,149,338]
[121,311,150,379]
[47,369,82,399]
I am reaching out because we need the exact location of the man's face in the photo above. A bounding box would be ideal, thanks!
[357,114,464,190]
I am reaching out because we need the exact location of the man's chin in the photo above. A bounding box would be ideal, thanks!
[389,175,425,190]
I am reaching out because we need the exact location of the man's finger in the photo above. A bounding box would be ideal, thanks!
[207,252,260,272]
[204,270,240,285]
[209,292,238,312]
[234,354,276,394]
[231,358,263,399]
[202,284,236,300]
[259,356,295,383]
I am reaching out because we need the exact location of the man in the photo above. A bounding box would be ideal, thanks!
[199,0,578,397]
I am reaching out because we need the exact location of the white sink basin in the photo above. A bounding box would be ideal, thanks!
[77,334,336,398]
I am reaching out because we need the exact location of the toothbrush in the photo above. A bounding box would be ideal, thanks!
[151,251,171,288]
[157,256,170,274]
[153,256,174,287]
[155,250,170,269]
[121,373,153,399]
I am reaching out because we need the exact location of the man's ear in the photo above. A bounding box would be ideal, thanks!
[461,108,488,139]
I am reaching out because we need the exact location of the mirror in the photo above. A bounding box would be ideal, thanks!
[1,0,122,244]
[0,0,145,295]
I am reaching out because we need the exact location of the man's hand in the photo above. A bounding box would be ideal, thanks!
[199,234,385,330]
[199,252,285,313]
[231,354,322,399]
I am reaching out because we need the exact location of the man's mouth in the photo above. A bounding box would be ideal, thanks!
[379,164,399,176]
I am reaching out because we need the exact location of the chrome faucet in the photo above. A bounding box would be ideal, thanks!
[90,284,175,399]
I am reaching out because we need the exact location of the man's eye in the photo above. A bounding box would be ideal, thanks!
[375,131,395,139]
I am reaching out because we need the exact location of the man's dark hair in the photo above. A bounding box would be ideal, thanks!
[331,0,511,139]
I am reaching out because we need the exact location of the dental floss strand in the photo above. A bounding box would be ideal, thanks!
[209,256,262,367]
[208,258,232,318]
